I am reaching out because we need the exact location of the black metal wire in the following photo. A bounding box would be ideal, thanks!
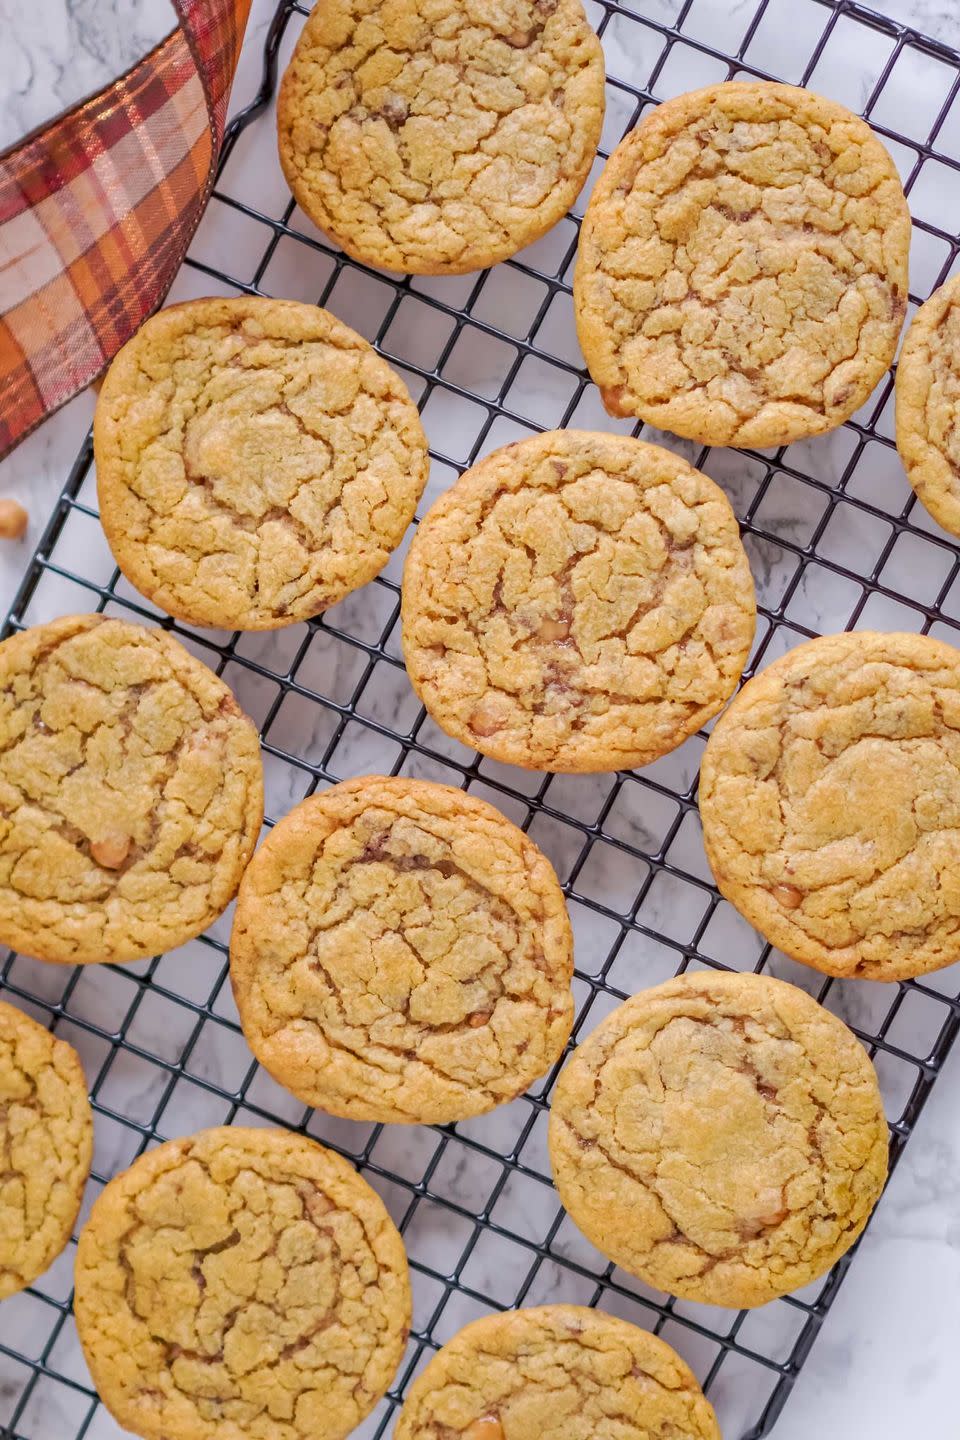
[3,1,960,1436]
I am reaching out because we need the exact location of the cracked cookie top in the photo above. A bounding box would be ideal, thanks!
[74,1126,411,1440]
[575,82,910,447]
[401,430,756,773]
[0,615,263,965]
[277,0,605,274]
[0,999,92,1299]
[393,1304,720,1439]
[896,275,960,537]
[549,971,888,1309]
[95,297,429,630]
[700,630,960,981]
[230,776,574,1124]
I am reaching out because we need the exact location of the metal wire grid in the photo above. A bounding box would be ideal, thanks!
[4,0,960,1436]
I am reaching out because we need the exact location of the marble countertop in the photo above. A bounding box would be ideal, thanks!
[3,2,960,1438]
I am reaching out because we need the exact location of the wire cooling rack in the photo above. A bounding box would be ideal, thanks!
[5,0,960,1436]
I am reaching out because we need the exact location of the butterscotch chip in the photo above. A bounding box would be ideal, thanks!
[230,776,573,1123]
[95,297,428,630]
[0,999,92,1298]
[0,614,263,965]
[0,499,28,539]
[575,81,910,447]
[74,1127,410,1440]
[401,429,756,773]
[394,1305,719,1439]
[549,972,888,1308]
[896,275,960,536]
[700,630,960,981]
[277,0,605,274]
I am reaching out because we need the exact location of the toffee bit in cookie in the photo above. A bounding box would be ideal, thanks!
[464,1419,505,1440]
[537,616,571,642]
[379,94,409,129]
[469,702,508,738]
[772,883,803,910]
[0,499,28,540]
[90,832,132,870]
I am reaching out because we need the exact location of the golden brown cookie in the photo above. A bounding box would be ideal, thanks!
[549,971,888,1309]
[95,297,428,630]
[74,1126,411,1440]
[401,430,756,773]
[700,630,960,981]
[230,775,573,1123]
[393,1305,720,1440]
[575,81,910,447]
[277,0,605,274]
[896,275,960,536]
[0,614,263,965]
[0,999,92,1298]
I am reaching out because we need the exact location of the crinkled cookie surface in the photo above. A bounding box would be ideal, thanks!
[549,972,888,1308]
[74,1127,411,1440]
[575,81,910,446]
[700,630,960,980]
[231,776,573,1123]
[896,275,960,536]
[393,1305,720,1439]
[0,615,263,965]
[95,298,428,630]
[277,0,605,273]
[402,429,755,773]
[0,999,92,1298]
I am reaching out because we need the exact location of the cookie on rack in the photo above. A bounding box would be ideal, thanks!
[575,81,910,447]
[401,429,756,773]
[230,775,573,1123]
[1,999,93,1299]
[549,970,888,1309]
[95,296,428,630]
[700,629,960,981]
[393,1304,720,1439]
[896,274,960,536]
[277,0,605,274]
[0,614,263,965]
[74,1126,411,1440]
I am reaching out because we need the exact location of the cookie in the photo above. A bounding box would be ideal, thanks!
[393,1305,720,1440]
[277,0,605,275]
[700,630,960,981]
[0,999,93,1298]
[549,971,888,1309]
[401,430,755,773]
[74,1126,411,1440]
[575,81,910,447]
[95,297,428,630]
[896,275,960,536]
[0,614,263,965]
[230,776,573,1123]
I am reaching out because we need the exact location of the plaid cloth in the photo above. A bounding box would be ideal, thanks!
[0,0,251,458]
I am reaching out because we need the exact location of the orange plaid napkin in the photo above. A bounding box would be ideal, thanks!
[0,0,251,458]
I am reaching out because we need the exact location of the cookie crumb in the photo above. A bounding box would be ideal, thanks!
[0,499,27,540]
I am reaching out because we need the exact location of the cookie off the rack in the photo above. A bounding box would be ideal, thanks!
[401,429,756,773]
[230,775,573,1124]
[575,81,910,446]
[277,0,605,274]
[94,297,428,631]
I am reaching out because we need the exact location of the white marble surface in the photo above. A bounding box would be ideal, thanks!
[3,1,960,1438]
